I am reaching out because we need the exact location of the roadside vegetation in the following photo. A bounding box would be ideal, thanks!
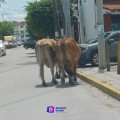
[25,0,78,40]
[25,0,54,40]
[0,21,15,40]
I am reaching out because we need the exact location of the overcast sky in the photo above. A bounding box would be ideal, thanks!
[0,0,34,22]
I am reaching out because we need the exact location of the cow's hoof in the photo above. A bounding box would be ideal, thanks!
[52,80,58,84]
[74,77,77,81]
[69,81,75,85]
[64,73,68,78]
[61,78,65,84]
[42,82,47,87]
[55,72,60,79]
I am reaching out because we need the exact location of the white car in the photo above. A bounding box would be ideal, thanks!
[0,40,6,56]
[17,40,22,46]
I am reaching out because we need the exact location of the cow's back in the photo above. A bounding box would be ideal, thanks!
[35,39,57,67]
[61,38,80,63]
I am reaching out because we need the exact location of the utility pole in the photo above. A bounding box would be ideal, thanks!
[2,14,4,21]
[53,0,62,38]
[53,0,59,38]
[96,0,106,72]
[63,0,72,37]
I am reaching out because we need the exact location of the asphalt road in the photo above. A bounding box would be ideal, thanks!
[0,46,120,120]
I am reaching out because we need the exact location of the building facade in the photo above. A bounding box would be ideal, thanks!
[14,21,30,42]
[78,0,98,43]
[77,0,120,43]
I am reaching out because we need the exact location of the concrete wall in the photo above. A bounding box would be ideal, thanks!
[78,0,97,43]
[14,21,30,42]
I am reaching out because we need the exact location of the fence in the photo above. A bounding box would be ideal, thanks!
[106,36,120,74]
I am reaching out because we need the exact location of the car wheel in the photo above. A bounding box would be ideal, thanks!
[25,46,28,49]
[90,51,99,66]
[78,60,86,67]
[3,52,6,56]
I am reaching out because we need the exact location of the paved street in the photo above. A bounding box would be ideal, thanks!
[0,46,120,120]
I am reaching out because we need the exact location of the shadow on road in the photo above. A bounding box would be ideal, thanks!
[26,52,35,55]
[55,82,80,88]
[27,55,36,58]
[24,52,36,58]
[35,82,59,88]
[17,61,37,66]
[35,81,80,88]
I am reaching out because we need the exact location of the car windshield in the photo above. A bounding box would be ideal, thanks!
[104,32,111,38]
[25,39,35,43]
[86,32,112,44]
[86,36,98,44]
[4,40,13,43]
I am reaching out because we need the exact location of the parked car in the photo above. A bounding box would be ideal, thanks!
[23,39,36,49]
[78,31,120,66]
[17,40,22,46]
[0,40,6,56]
[4,40,14,48]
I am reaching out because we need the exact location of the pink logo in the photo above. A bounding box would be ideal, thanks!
[46,106,54,113]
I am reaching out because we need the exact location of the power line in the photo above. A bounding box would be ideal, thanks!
[0,12,25,15]
[0,7,25,12]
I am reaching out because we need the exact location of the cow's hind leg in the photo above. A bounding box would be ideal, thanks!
[55,65,60,79]
[73,63,77,81]
[59,65,65,84]
[50,66,58,84]
[44,45,58,85]
[40,63,47,86]
[55,65,67,79]
[64,65,75,85]
[69,76,75,85]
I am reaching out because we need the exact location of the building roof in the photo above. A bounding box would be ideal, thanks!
[103,0,120,12]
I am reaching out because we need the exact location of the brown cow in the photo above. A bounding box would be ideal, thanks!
[35,39,65,86]
[58,38,81,85]
[35,38,81,86]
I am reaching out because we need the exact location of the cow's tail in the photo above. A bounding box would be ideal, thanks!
[35,41,44,64]
[35,44,39,63]
[60,38,66,61]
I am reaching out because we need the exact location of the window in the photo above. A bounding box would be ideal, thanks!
[109,33,119,42]
[83,27,86,37]
[20,26,23,28]
[112,15,120,31]
[112,23,120,31]
[26,34,29,37]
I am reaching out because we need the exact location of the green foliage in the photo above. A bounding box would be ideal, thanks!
[0,21,15,40]
[0,0,5,3]
[25,0,54,40]
[70,0,78,4]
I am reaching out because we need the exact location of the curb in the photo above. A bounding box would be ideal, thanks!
[77,72,120,102]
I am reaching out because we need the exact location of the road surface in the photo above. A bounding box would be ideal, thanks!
[0,46,120,120]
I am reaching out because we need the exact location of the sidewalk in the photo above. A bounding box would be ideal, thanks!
[77,66,120,101]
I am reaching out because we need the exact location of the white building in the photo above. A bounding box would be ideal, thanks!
[14,21,30,42]
[78,0,98,43]
[77,0,120,43]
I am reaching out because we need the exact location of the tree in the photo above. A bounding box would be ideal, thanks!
[0,21,15,40]
[0,0,5,3]
[70,0,78,3]
[25,0,54,40]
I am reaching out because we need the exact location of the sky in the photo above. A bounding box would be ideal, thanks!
[0,0,34,22]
